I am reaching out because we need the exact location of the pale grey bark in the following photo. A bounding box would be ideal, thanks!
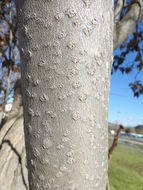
[16,1,113,189]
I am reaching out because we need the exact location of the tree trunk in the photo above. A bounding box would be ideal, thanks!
[16,1,113,189]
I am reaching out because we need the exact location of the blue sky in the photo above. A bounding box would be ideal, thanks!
[109,55,143,127]
[109,2,143,127]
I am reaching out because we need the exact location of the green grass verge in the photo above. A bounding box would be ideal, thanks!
[109,143,143,190]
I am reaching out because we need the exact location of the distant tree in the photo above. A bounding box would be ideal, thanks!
[125,128,132,134]
[0,0,20,109]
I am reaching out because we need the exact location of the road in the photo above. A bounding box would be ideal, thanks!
[109,136,143,147]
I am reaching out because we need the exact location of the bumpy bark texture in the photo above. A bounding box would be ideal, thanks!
[17,1,113,189]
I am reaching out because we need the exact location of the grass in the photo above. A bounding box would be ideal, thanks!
[108,142,143,190]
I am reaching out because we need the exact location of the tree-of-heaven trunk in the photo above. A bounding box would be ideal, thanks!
[16,0,113,189]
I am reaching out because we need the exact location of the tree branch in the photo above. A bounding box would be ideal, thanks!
[2,3,13,111]
[108,125,124,161]
[114,0,125,24]
[0,139,28,189]
[114,1,142,50]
